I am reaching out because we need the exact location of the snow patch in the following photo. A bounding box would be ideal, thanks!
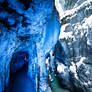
[57,64,67,73]
[76,57,85,67]
[59,24,73,39]
[69,62,78,79]
[55,0,64,18]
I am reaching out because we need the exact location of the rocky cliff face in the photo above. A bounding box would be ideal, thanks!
[0,0,60,92]
[54,0,92,92]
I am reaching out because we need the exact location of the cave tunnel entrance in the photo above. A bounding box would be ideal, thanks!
[10,51,29,73]
[5,51,35,92]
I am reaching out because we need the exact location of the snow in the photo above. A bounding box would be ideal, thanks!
[46,58,49,65]
[57,64,67,73]
[88,81,91,85]
[59,24,73,39]
[55,0,64,18]
[69,62,78,79]
[70,57,86,79]
[69,62,76,73]
[85,70,90,75]
[46,58,50,70]
[85,15,92,27]
[83,15,92,46]
[58,0,92,20]
[76,57,85,68]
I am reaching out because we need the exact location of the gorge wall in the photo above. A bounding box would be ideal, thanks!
[53,0,92,92]
[1,0,92,92]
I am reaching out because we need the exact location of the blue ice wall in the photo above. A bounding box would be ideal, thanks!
[43,13,60,56]
[0,0,60,92]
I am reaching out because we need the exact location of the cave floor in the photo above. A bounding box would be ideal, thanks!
[5,64,35,92]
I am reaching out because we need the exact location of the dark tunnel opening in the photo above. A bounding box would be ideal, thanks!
[5,51,35,92]
[10,51,29,73]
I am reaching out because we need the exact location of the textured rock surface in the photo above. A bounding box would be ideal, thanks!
[0,0,60,92]
[57,0,78,10]
[54,0,92,92]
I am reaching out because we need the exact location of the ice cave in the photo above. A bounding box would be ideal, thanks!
[0,0,92,92]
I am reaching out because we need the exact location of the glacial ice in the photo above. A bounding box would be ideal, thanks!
[0,0,60,92]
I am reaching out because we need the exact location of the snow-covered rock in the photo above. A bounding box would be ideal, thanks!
[54,0,92,92]
[57,63,71,89]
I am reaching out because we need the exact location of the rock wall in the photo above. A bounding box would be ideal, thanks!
[0,0,60,92]
[54,0,92,92]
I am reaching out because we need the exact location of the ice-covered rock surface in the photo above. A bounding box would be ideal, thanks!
[54,0,92,92]
[0,0,60,92]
